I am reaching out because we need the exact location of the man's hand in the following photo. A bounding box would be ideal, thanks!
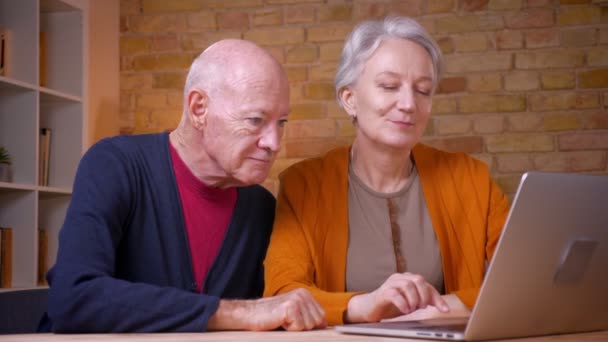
[208,288,327,331]
[344,272,449,323]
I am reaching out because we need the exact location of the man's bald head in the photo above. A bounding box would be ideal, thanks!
[183,39,287,108]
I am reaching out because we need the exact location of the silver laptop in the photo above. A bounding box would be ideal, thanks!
[336,171,608,341]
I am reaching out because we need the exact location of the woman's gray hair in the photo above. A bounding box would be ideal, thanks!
[335,17,443,107]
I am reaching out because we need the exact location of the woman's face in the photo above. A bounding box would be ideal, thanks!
[341,38,434,151]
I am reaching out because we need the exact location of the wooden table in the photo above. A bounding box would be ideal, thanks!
[0,329,606,341]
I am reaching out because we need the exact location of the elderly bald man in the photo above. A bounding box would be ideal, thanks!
[41,39,326,333]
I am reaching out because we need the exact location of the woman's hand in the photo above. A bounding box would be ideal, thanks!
[344,272,449,323]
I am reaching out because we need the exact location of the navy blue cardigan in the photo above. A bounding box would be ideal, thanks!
[43,133,275,332]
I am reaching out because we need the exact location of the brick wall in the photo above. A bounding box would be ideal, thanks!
[120,0,608,196]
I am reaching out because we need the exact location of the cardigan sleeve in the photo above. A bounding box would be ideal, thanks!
[264,165,359,325]
[450,157,510,308]
[46,139,220,333]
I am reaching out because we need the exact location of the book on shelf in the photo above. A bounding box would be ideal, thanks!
[40,31,47,87]
[0,227,13,288]
[38,228,48,286]
[0,27,8,77]
[39,128,52,186]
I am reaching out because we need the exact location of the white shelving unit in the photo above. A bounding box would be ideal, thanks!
[0,0,87,289]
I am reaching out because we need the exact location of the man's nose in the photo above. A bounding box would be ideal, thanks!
[258,124,281,153]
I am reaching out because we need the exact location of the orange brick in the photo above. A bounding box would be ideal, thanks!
[431,97,458,114]
[261,179,278,196]
[437,116,472,135]
[437,37,454,54]
[121,36,150,55]
[587,48,608,67]
[504,71,539,91]
[290,84,304,103]
[579,69,608,88]
[151,34,179,52]
[600,28,608,44]
[186,12,216,30]
[286,44,318,64]
[149,108,181,131]
[310,64,337,81]
[133,55,157,71]
[506,113,543,132]
[135,110,154,133]
[285,138,353,158]
[605,92,608,109]
[121,73,154,91]
[515,50,585,69]
[142,0,202,13]
[387,0,423,16]
[319,42,343,62]
[266,0,321,3]
[285,67,308,83]
[120,93,135,111]
[307,24,353,42]
[560,0,591,3]
[505,8,554,28]
[558,6,601,26]
[286,119,335,139]
[495,30,523,50]
[453,33,488,52]
[318,4,353,22]
[473,114,504,133]
[180,32,242,51]
[153,73,186,89]
[253,8,282,26]
[524,29,559,48]
[285,5,316,23]
[202,0,264,9]
[495,175,522,194]
[337,119,356,137]
[328,102,347,118]
[561,28,596,47]
[558,132,608,151]
[422,136,484,153]
[136,92,168,109]
[425,0,455,13]
[467,73,503,92]
[289,103,326,120]
[156,53,194,70]
[568,151,606,172]
[167,91,183,107]
[489,0,523,10]
[217,11,250,30]
[445,53,511,73]
[304,82,336,100]
[459,95,526,113]
[526,0,552,7]
[541,71,575,90]
[486,134,554,152]
[130,14,187,33]
[496,153,532,173]
[533,152,568,171]
[543,112,581,131]
[435,15,503,34]
[437,77,467,94]
[353,1,386,19]
[583,111,608,129]
[459,0,489,11]
[121,0,140,15]
[471,154,493,169]
[245,27,305,45]
[529,92,599,111]
[264,46,285,64]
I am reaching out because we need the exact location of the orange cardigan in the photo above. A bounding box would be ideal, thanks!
[264,144,510,325]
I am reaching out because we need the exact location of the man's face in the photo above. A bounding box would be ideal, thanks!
[202,71,289,186]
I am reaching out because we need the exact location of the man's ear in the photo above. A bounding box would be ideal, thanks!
[187,89,208,131]
[339,87,357,118]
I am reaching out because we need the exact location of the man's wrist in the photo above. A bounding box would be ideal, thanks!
[208,299,253,331]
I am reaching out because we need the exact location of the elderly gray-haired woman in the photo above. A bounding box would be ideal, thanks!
[264,17,510,326]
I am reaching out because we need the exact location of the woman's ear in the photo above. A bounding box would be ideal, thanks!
[187,89,208,130]
[339,87,357,118]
